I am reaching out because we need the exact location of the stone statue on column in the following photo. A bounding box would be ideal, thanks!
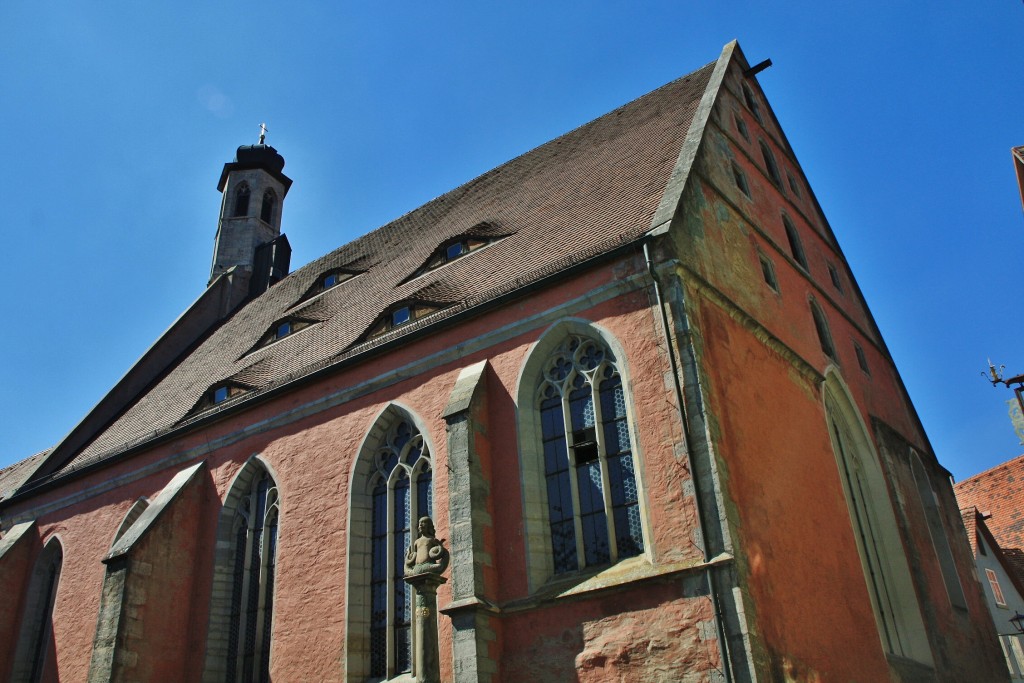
[404,516,449,683]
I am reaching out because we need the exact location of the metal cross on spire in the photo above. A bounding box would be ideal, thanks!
[258,122,268,145]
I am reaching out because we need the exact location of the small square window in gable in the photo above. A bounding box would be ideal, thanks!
[759,254,779,292]
[854,341,870,375]
[828,263,844,293]
[732,163,751,198]
[787,172,802,197]
[734,113,750,142]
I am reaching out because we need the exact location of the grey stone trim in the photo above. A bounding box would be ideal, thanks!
[0,520,34,560]
[202,455,280,683]
[513,319,654,594]
[110,498,149,546]
[649,40,737,234]
[88,462,205,682]
[6,269,650,528]
[345,404,436,681]
[87,558,128,683]
[106,462,204,562]
[443,361,497,683]
[11,536,62,683]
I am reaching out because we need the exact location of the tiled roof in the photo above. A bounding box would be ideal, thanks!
[955,454,1024,584]
[0,451,49,502]
[48,59,716,476]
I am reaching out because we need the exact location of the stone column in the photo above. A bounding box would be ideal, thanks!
[404,571,448,683]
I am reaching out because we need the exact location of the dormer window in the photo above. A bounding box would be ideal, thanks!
[391,306,411,327]
[251,316,317,351]
[208,382,247,407]
[295,268,361,305]
[364,301,443,341]
[407,227,507,282]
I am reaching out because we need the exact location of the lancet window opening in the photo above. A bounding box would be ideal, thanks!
[368,419,433,680]
[537,334,643,574]
[225,469,279,683]
[233,184,251,218]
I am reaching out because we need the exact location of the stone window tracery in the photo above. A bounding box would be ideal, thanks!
[536,335,643,574]
[11,537,62,683]
[366,418,432,680]
[226,469,279,683]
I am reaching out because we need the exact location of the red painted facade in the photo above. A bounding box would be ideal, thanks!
[0,43,1006,682]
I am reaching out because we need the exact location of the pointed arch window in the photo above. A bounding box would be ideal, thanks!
[825,373,931,664]
[12,537,63,683]
[366,419,433,679]
[233,184,251,217]
[537,334,643,574]
[260,190,276,223]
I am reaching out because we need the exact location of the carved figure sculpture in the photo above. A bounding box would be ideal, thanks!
[405,516,449,575]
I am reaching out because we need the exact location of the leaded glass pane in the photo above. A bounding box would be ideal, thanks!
[536,335,643,574]
[227,470,277,683]
[393,476,412,674]
[369,417,432,677]
[417,467,433,519]
[370,482,388,677]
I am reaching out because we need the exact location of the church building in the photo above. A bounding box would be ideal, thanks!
[0,41,1007,682]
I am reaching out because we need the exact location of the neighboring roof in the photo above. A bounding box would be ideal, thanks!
[955,454,1024,583]
[960,505,1024,601]
[22,50,723,485]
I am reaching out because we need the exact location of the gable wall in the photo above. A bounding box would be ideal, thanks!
[665,55,1005,681]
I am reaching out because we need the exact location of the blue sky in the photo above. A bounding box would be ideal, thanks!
[0,3,1021,482]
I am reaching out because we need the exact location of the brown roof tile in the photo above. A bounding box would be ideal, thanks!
[49,59,716,476]
[955,454,1024,584]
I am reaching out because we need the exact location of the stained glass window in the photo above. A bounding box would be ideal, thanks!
[369,420,432,679]
[538,335,643,574]
[226,469,279,683]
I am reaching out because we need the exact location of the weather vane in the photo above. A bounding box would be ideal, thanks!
[258,122,268,145]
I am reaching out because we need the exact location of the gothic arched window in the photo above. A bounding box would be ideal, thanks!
[233,184,251,217]
[11,536,63,683]
[824,371,931,664]
[536,334,643,575]
[202,458,280,683]
[367,419,432,679]
[260,190,276,223]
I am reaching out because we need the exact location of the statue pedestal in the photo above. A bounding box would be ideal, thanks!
[403,570,447,683]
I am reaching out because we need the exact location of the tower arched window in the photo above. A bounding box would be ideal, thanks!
[347,409,434,681]
[202,458,280,683]
[261,190,276,224]
[233,184,251,217]
[12,536,63,683]
[526,331,644,579]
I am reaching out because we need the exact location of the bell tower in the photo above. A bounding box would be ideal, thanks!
[209,125,293,287]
